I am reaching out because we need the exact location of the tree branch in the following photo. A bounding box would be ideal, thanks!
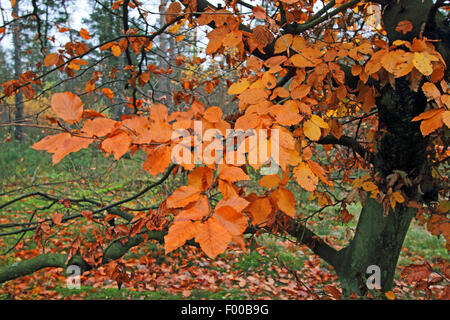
[0,230,166,284]
[285,220,341,269]
[317,134,373,163]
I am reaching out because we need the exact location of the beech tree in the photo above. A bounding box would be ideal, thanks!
[0,0,449,298]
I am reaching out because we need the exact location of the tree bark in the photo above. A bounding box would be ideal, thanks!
[335,197,414,296]
[333,0,448,297]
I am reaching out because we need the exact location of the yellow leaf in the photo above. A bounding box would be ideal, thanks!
[274,34,293,54]
[293,162,318,192]
[228,79,250,95]
[311,115,329,129]
[361,181,378,192]
[413,52,433,76]
[303,119,321,141]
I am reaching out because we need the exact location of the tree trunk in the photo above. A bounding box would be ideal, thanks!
[12,0,23,141]
[332,0,449,297]
[335,197,414,296]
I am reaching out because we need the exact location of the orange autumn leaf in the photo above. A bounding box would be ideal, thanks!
[222,31,243,48]
[218,165,250,183]
[79,28,91,40]
[101,88,114,100]
[100,131,132,160]
[204,106,223,123]
[395,20,413,34]
[142,145,172,177]
[215,206,248,236]
[274,34,293,54]
[215,196,250,213]
[385,291,396,300]
[188,166,213,191]
[44,53,59,67]
[293,162,318,192]
[252,6,266,20]
[238,88,268,105]
[150,103,168,123]
[164,219,196,253]
[262,72,277,89]
[166,185,202,208]
[81,117,118,137]
[111,45,122,57]
[390,191,405,209]
[381,50,414,78]
[307,160,332,186]
[165,1,182,24]
[246,197,272,226]
[178,196,210,222]
[258,174,281,189]
[443,110,450,128]
[218,179,239,199]
[291,84,311,100]
[51,92,83,123]
[32,132,93,164]
[272,187,296,217]
[421,82,441,102]
[269,104,302,126]
[195,217,232,259]
[412,109,445,136]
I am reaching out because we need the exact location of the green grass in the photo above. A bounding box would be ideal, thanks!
[401,222,449,264]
